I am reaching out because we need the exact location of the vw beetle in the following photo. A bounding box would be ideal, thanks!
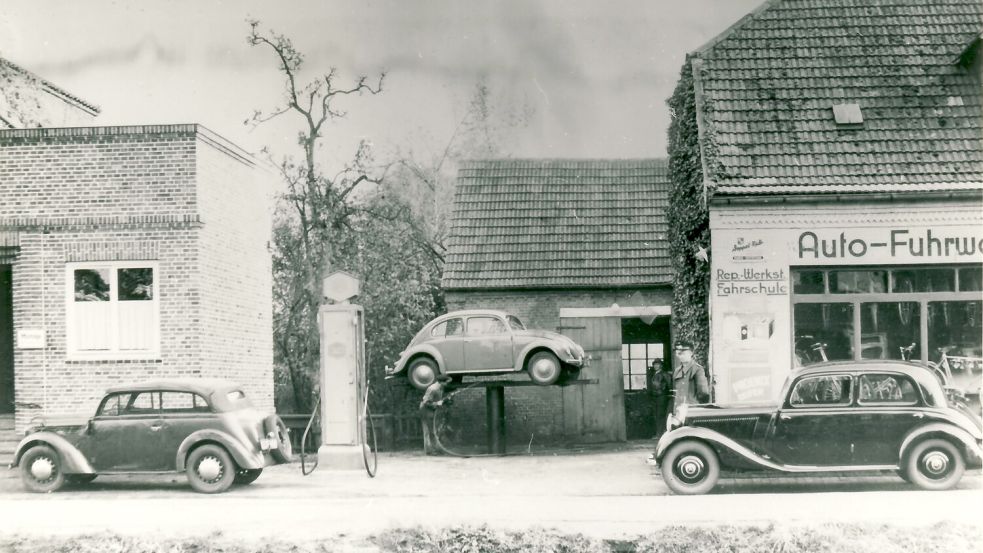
[387,309,587,390]
[656,361,982,494]
[10,379,292,493]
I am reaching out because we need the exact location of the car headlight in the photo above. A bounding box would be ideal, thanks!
[667,404,688,431]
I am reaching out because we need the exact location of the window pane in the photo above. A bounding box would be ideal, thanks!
[858,374,917,403]
[793,270,825,294]
[446,318,463,336]
[959,267,983,291]
[647,343,664,359]
[892,268,954,293]
[119,301,155,350]
[507,316,525,330]
[793,303,854,364]
[118,268,154,300]
[789,375,852,406]
[829,270,887,294]
[74,269,110,301]
[859,302,920,360]
[431,322,447,338]
[621,344,630,358]
[622,360,630,375]
[623,375,631,390]
[161,392,195,412]
[928,301,983,361]
[98,394,127,416]
[467,317,506,335]
[126,392,157,413]
[630,359,647,374]
[629,344,646,358]
[74,301,112,350]
[630,375,647,391]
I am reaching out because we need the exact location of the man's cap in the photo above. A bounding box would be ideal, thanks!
[674,340,694,351]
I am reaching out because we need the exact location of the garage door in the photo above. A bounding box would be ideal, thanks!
[558,316,626,443]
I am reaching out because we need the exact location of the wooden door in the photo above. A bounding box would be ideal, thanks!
[558,316,626,442]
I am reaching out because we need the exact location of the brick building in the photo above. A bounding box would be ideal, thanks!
[0,124,274,433]
[671,0,983,405]
[442,159,673,443]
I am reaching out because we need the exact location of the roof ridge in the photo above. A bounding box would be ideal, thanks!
[0,57,101,115]
[693,0,782,57]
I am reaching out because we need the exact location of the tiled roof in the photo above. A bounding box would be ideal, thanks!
[694,0,983,194]
[0,57,101,116]
[442,159,672,290]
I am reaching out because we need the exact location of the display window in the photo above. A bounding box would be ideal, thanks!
[791,264,982,370]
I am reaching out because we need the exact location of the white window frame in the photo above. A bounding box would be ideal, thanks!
[65,261,161,360]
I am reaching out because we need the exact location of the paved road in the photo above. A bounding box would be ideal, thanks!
[2,447,980,540]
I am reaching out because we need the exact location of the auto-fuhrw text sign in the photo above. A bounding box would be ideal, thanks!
[796,225,983,264]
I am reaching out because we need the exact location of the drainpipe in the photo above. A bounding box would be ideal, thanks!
[41,227,48,416]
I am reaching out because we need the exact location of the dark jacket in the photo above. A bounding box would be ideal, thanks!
[651,369,673,397]
[673,361,710,409]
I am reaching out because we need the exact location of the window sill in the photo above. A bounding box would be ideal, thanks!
[66,352,162,363]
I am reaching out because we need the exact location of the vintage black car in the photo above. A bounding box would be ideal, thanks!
[10,379,292,494]
[655,361,983,494]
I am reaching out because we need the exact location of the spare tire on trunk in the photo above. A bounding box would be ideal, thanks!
[264,415,293,463]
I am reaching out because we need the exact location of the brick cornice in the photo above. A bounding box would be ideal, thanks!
[0,214,202,231]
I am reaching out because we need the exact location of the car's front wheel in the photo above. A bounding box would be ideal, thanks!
[904,439,965,491]
[527,351,561,385]
[186,444,236,494]
[19,445,66,493]
[661,440,720,495]
[408,357,438,390]
[233,468,263,486]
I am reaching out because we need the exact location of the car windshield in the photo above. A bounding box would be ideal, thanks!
[507,315,525,331]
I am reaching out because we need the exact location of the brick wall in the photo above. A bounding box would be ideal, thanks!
[442,286,671,444]
[195,131,274,412]
[0,125,274,430]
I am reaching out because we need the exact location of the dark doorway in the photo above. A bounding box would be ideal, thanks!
[621,316,671,439]
[0,265,13,413]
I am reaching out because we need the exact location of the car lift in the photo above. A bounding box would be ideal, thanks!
[433,378,599,457]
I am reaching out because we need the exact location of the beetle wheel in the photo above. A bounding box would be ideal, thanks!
[19,445,66,493]
[408,357,438,390]
[661,440,720,495]
[904,439,965,491]
[186,444,236,494]
[527,351,561,386]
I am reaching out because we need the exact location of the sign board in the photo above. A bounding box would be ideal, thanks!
[322,271,360,303]
[16,328,45,349]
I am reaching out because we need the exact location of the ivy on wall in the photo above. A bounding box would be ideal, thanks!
[666,56,714,371]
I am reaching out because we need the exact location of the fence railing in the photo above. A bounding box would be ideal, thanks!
[280,412,422,453]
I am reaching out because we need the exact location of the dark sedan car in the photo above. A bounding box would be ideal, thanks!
[655,361,983,494]
[11,379,292,494]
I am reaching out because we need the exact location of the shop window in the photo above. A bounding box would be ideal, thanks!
[859,302,920,360]
[793,270,825,294]
[892,268,954,293]
[793,303,854,364]
[959,267,983,291]
[829,270,887,294]
[621,343,663,391]
[927,301,983,360]
[67,262,159,359]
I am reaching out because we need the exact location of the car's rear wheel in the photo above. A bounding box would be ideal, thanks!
[265,415,293,464]
[19,445,66,493]
[408,357,438,390]
[661,440,720,495]
[527,351,561,386]
[65,474,97,485]
[904,439,964,491]
[233,468,263,485]
[186,444,236,494]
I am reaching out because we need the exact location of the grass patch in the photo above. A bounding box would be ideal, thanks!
[0,523,979,553]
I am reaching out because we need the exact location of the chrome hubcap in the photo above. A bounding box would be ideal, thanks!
[531,358,558,380]
[676,454,706,482]
[197,456,223,482]
[413,365,435,386]
[30,457,55,481]
[922,451,950,477]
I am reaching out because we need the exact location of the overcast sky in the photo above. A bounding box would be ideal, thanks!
[0,1,762,166]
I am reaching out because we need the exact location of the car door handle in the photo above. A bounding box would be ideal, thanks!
[780,414,792,421]
[912,413,925,419]
[150,423,164,431]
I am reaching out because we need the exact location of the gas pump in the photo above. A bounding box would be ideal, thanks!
[300,270,377,476]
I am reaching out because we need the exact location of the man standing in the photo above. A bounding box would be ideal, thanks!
[650,358,673,439]
[419,374,451,455]
[672,340,710,409]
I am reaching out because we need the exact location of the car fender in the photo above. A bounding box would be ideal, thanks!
[899,422,983,467]
[515,340,567,369]
[655,426,786,472]
[11,432,95,474]
[175,429,264,472]
[394,345,446,375]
